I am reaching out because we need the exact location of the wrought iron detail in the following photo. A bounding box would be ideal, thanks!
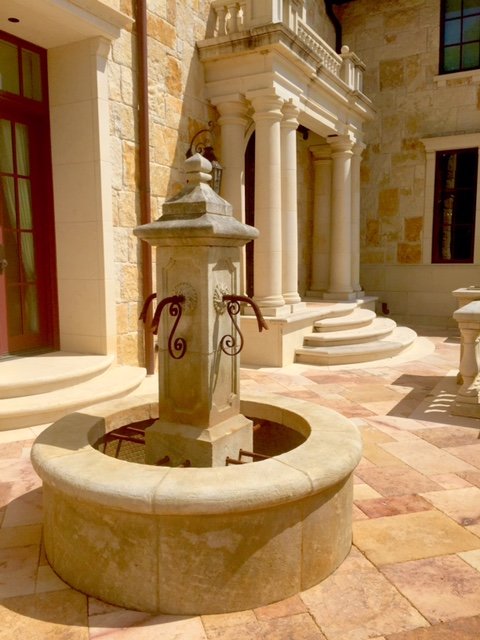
[219,294,269,357]
[151,294,186,359]
[139,292,157,322]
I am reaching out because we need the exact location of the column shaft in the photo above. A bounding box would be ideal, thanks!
[308,145,331,296]
[281,100,301,306]
[351,142,365,295]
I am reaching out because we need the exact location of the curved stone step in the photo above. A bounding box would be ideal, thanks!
[314,308,376,332]
[305,317,396,346]
[295,326,417,366]
[0,365,146,430]
[0,352,115,399]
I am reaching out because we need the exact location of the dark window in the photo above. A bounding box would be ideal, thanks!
[432,148,478,263]
[440,0,480,73]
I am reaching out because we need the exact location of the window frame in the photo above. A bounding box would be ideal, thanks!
[421,134,480,265]
[440,0,480,75]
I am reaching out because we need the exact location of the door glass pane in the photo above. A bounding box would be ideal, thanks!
[6,284,22,335]
[21,49,42,101]
[18,179,32,229]
[0,39,19,95]
[15,123,30,176]
[1,177,16,227]
[20,233,35,283]
[4,231,19,282]
[0,119,13,173]
[24,285,39,333]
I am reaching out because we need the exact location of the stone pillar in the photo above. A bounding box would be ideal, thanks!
[452,301,480,418]
[248,90,286,314]
[308,144,331,297]
[213,95,250,222]
[351,142,365,296]
[281,99,302,307]
[324,134,356,301]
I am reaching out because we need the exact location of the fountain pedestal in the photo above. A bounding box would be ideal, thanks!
[134,154,258,467]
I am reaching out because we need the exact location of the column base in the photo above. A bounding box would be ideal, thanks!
[245,304,291,318]
[323,291,358,301]
[145,414,253,468]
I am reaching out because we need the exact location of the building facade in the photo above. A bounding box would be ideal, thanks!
[0,0,478,371]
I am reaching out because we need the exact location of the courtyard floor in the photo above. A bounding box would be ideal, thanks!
[1,327,480,639]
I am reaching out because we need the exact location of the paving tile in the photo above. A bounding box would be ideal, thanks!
[90,614,207,640]
[355,495,433,519]
[2,487,43,527]
[352,504,369,520]
[444,444,480,469]
[354,483,383,500]
[254,595,307,620]
[0,544,38,598]
[202,609,257,632]
[0,524,42,550]
[420,487,480,526]
[0,589,88,639]
[457,470,480,487]
[458,548,480,571]
[429,473,473,489]
[382,555,480,624]
[415,426,480,448]
[379,439,477,475]
[301,547,428,640]
[353,510,480,566]
[35,564,70,594]
[362,442,409,466]
[355,466,443,497]
[385,615,480,638]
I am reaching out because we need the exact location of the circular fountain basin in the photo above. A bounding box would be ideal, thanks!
[31,393,362,615]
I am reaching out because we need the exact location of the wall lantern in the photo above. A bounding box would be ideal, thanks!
[186,121,223,194]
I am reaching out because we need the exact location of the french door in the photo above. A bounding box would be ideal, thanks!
[0,31,57,356]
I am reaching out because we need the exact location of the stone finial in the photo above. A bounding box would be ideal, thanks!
[185,153,212,187]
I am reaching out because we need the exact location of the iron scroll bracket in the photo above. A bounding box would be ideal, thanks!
[151,295,186,359]
[220,294,269,357]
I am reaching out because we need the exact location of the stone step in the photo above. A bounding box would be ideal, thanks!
[0,364,146,430]
[295,326,417,366]
[0,352,115,399]
[317,302,358,319]
[305,317,397,346]
[314,308,376,332]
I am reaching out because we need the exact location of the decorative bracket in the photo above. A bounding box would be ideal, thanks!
[219,294,269,356]
[151,295,186,359]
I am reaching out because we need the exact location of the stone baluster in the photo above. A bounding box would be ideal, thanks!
[226,2,240,33]
[215,4,228,36]
[453,302,480,410]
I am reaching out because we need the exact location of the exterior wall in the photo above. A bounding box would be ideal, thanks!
[106,1,214,364]
[338,0,480,327]
[305,0,336,48]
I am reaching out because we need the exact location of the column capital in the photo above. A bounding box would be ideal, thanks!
[247,90,284,122]
[281,99,300,130]
[309,143,331,162]
[327,134,355,155]
[353,141,366,157]
[212,94,250,126]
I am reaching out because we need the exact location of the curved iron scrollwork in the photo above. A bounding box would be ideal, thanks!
[151,295,186,359]
[139,292,157,323]
[220,294,269,357]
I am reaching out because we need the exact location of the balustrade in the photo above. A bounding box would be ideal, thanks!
[208,0,364,92]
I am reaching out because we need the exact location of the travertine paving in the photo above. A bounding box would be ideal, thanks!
[1,328,480,639]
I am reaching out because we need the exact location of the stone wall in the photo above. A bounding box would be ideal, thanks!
[338,0,480,326]
[106,0,214,365]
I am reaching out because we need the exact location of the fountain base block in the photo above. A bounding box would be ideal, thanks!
[31,394,362,615]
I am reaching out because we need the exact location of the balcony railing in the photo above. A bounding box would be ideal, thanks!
[208,0,364,92]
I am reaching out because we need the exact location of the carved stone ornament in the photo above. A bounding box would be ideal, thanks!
[213,284,230,314]
[172,282,197,313]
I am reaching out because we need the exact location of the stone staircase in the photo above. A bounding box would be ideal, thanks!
[295,303,417,366]
[0,352,146,430]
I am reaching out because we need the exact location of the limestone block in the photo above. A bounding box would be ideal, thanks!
[366,219,381,246]
[378,188,399,217]
[122,141,138,189]
[404,216,423,242]
[397,242,421,264]
[379,59,404,90]
[149,14,176,49]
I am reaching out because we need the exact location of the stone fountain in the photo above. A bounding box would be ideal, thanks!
[31,155,362,614]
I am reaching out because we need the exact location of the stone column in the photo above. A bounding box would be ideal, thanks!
[351,142,365,296]
[308,144,331,297]
[281,99,302,307]
[248,90,286,314]
[324,134,356,300]
[213,95,250,223]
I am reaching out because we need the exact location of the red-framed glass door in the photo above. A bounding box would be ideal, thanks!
[0,30,58,356]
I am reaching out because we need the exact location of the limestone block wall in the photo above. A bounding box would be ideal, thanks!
[337,0,480,326]
[104,0,214,365]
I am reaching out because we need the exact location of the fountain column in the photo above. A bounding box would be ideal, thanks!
[134,154,258,467]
